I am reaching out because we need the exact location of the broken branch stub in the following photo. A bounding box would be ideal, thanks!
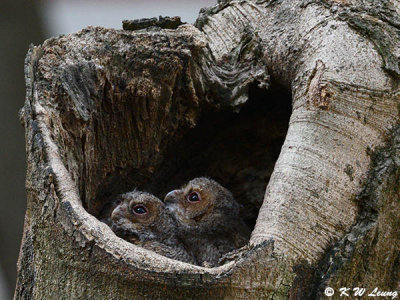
[17,24,282,299]
[16,0,400,298]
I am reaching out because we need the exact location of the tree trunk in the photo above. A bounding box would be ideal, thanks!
[15,0,400,299]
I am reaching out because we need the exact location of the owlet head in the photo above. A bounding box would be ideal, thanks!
[164,177,239,234]
[111,191,167,242]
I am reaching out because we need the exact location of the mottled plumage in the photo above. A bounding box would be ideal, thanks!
[164,177,250,267]
[111,190,195,264]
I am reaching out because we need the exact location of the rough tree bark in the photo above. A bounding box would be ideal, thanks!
[15,0,399,299]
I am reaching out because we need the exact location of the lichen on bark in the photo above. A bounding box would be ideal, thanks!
[314,124,400,296]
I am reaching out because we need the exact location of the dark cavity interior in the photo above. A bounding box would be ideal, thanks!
[97,82,291,228]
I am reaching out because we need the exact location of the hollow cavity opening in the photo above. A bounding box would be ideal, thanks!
[96,82,291,232]
[87,80,292,267]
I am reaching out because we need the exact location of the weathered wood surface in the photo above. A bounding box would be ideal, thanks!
[15,0,400,299]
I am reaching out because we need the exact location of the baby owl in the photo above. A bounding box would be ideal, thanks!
[164,177,250,267]
[111,190,195,264]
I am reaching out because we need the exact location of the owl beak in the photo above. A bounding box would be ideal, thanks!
[111,205,124,222]
[164,190,179,204]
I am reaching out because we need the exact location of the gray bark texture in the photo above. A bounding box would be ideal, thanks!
[15,0,400,299]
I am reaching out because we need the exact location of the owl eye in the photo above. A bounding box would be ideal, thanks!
[132,205,148,215]
[187,191,201,203]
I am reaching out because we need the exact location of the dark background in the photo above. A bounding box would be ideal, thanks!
[0,0,215,297]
